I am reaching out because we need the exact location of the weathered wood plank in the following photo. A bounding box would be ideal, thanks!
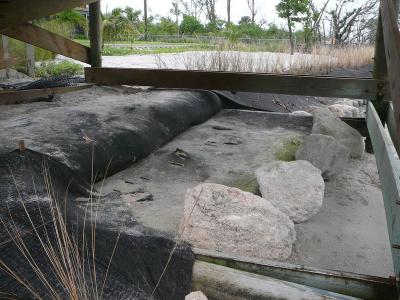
[367,101,400,278]
[193,261,358,300]
[85,68,389,100]
[381,0,400,149]
[0,84,94,105]
[386,103,400,154]
[194,248,397,300]
[89,1,102,67]
[1,23,90,64]
[0,0,98,31]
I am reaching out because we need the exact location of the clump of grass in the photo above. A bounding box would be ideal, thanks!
[36,61,83,77]
[156,44,374,75]
[275,137,302,162]
[0,148,119,299]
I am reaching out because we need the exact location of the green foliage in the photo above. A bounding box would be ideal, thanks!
[276,0,310,24]
[180,15,204,34]
[275,137,302,161]
[149,17,179,35]
[35,61,83,77]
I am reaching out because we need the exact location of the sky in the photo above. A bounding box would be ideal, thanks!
[101,0,365,27]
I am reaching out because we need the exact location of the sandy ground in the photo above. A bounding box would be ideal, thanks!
[96,109,393,278]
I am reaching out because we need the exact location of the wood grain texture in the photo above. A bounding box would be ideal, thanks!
[85,67,389,100]
[381,0,400,150]
[0,0,98,30]
[2,23,90,63]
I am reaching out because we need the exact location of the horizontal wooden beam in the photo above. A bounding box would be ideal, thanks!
[1,23,90,64]
[194,248,397,300]
[0,84,93,105]
[381,0,400,150]
[0,0,98,31]
[85,68,389,100]
[367,102,400,278]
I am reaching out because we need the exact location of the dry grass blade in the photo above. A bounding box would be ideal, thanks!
[149,187,204,299]
[0,150,120,300]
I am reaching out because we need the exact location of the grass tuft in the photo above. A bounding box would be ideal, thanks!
[275,137,302,162]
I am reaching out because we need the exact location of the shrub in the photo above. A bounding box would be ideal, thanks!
[180,16,204,35]
[35,61,83,77]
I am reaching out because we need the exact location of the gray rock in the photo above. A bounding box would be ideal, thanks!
[185,291,208,300]
[328,104,360,118]
[312,107,364,158]
[181,183,296,260]
[296,134,351,180]
[256,161,324,223]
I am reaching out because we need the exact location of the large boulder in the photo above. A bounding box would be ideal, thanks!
[255,161,324,223]
[296,134,350,180]
[180,183,296,260]
[312,107,364,158]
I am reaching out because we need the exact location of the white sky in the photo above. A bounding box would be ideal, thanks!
[101,0,364,26]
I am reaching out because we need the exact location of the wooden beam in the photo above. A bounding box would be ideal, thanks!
[85,68,389,100]
[194,248,397,300]
[381,0,400,149]
[367,102,400,278]
[0,0,98,31]
[0,84,93,105]
[89,1,102,67]
[193,261,363,300]
[1,23,90,64]
[386,103,400,155]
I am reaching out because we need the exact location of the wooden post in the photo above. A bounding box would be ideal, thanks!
[89,1,102,67]
[1,35,10,78]
[373,0,400,123]
[26,43,35,77]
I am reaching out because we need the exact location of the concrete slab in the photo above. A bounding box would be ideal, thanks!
[97,109,394,278]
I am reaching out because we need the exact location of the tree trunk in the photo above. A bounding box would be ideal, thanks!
[144,0,148,40]
[227,0,231,24]
[288,17,294,55]
[251,0,255,24]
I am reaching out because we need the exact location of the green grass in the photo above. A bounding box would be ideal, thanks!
[275,137,302,162]
[102,45,211,56]
[36,61,83,77]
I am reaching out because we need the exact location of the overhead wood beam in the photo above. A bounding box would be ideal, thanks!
[1,23,90,64]
[381,0,400,149]
[0,0,98,31]
[85,67,389,100]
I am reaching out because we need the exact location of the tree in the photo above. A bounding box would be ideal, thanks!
[227,0,231,24]
[180,15,205,34]
[124,6,141,24]
[170,1,181,29]
[179,0,205,21]
[247,0,257,24]
[239,16,251,25]
[276,0,310,55]
[205,0,217,23]
[144,0,148,40]
[328,0,378,44]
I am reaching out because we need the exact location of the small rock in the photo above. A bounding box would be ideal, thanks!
[181,183,295,260]
[296,134,350,180]
[291,111,312,116]
[328,104,359,118]
[312,107,364,158]
[256,161,324,223]
[185,291,208,300]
